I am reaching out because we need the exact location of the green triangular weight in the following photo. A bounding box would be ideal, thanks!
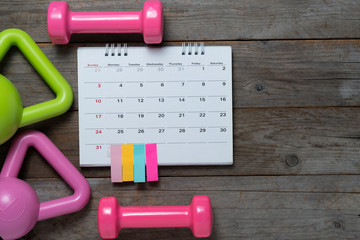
[0,29,73,145]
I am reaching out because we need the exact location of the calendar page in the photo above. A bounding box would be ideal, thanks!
[78,44,232,166]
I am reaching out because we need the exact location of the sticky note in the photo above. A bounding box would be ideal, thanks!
[122,144,134,181]
[133,144,146,183]
[146,144,158,181]
[110,145,123,182]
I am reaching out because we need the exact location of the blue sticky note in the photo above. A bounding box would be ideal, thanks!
[133,144,146,183]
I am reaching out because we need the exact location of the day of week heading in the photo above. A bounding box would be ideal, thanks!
[128,63,140,66]
[146,63,164,66]
[108,64,120,66]
[169,62,183,66]
[210,62,224,65]
[191,62,201,65]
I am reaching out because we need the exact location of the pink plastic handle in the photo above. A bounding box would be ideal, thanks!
[98,195,212,238]
[0,130,90,220]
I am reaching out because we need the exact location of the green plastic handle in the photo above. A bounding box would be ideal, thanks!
[0,29,73,127]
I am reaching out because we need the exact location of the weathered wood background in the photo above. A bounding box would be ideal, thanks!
[0,0,359,239]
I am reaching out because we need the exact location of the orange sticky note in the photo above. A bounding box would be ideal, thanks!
[122,144,134,181]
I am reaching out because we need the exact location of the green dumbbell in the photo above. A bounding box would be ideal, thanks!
[0,29,73,145]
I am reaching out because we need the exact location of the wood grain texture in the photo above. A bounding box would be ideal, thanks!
[1,0,360,239]
[1,0,360,43]
[0,107,358,178]
[1,40,360,109]
[18,176,360,240]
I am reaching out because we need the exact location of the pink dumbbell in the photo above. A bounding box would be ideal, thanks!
[48,0,163,44]
[98,195,212,238]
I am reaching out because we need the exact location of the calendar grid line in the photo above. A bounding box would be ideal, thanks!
[84,142,228,145]
[83,110,228,114]
[82,126,228,129]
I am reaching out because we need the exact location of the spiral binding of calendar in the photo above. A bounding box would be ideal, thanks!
[181,42,205,55]
[104,43,205,56]
[105,43,128,56]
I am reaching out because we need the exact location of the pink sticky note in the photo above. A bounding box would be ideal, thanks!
[146,144,158,181]
[110,145,122,182]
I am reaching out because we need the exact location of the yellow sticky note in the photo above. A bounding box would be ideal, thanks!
[122,144,134,181]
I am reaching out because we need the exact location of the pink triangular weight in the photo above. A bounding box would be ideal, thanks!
[0,131,90,240]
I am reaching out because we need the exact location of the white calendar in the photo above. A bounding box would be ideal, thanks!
[78,43,233,166]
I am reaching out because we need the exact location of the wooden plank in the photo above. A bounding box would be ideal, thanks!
[30,175,360,193]
[2,40,360,109]
[2,0,360,43]
[1,107,359,178]
[18,176,360,239]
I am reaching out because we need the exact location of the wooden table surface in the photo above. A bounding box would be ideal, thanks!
[1,0,360,239]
